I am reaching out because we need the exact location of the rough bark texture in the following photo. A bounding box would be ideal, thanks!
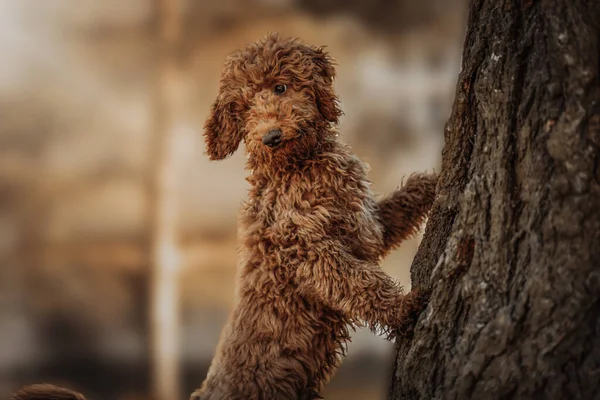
[389,0,600,399]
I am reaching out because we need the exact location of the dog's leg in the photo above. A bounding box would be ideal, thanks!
[297,246,429,339]
[376,172,437,257]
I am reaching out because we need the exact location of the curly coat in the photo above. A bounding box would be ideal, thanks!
[10,33,436,400]
[11,384,85,400]
[193,33,437,400]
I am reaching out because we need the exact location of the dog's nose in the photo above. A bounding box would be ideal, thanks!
[262,129,282,148]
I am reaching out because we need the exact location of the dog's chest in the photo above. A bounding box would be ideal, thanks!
[245,185,308,234]
[241,177,329,252]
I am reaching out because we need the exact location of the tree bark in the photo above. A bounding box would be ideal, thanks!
[389,1,600,399]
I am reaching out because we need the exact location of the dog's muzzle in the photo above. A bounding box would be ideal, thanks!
[262,129,282,148]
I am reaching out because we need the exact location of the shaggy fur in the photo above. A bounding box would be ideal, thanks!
[10,33,436,400]
[192,33,437,400]
[11,385,85,400]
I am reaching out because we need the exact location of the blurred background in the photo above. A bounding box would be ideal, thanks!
[0,0,467,399]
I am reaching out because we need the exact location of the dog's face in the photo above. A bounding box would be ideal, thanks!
[204,33,342,166]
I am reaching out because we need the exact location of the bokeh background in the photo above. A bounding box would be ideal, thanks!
[0,0,467,399]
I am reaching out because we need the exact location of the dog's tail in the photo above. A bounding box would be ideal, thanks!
[11,384,86,400]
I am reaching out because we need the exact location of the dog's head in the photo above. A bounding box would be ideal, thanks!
[204,33,342,165]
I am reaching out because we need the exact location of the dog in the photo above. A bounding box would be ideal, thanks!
[191,33,437,400]
[10,32,436,400]
[11,384,85,400]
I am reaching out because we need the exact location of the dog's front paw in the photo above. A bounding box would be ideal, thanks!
[404,172,438,209]
[190,389,204,400]
[393,288,431,340]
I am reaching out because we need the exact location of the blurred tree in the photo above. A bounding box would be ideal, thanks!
[149,0,184,399]
[389,0,600,399]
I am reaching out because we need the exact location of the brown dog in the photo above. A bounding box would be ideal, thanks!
[10,33,436,400]
[11,384,85,400]
[192,33,437,400]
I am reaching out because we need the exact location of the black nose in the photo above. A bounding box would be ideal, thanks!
[262,129,282,148]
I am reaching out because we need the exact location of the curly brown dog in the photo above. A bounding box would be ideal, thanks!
[11,384,85,400]
[192,33,437,400]
[10,33,436,400]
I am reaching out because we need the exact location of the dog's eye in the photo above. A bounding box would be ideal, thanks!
[274,84,287,94]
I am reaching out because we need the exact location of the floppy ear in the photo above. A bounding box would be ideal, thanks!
[203,64,246,160]
[310,47,343,124]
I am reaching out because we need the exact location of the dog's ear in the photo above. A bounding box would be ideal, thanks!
[204,59,246,160]
[310,47,343,124]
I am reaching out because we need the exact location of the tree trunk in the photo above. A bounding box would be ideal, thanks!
[149,1,184,399]
[389,1,600,399]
